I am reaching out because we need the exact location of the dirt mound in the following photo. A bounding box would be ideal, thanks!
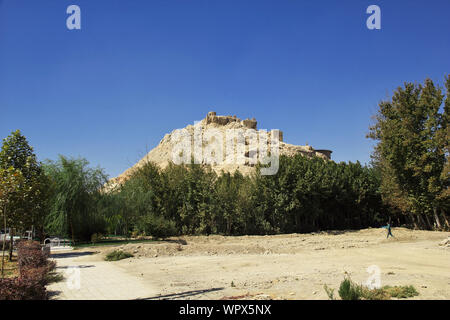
[101,227,446,259]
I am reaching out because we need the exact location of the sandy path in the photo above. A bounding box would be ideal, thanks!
[48,228,450,300]
[47,251,159,300]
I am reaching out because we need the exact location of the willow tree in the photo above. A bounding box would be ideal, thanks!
[368,77,449,229]
[44,156,107,242]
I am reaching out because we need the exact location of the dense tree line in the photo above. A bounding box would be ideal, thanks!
[102,156,388,238]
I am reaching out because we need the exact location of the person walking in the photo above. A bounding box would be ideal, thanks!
[382,223,394,238]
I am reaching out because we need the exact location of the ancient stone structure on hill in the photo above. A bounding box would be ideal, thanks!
[205,111,258,130]
[109,112,332,187]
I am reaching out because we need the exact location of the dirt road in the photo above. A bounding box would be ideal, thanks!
[48,228,450,300]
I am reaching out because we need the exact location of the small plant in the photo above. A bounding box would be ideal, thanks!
[323,284,335,300]
[90,233,103,244]
[231,281,235,287]
[338,277,364,300]
[382,285,419,299]
[324,277,420,300]
[104,250,134,261]
[2,258,18,278]
[143,215,177,240]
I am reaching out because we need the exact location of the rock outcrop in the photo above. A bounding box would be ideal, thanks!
[109,112,332,186]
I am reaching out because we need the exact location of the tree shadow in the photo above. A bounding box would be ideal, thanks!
[56,264,95,269]
[139,287,224,300]
[47,290,62,299]
[320,229,363,236]
[161,238,188,245]
[50,251,96,259]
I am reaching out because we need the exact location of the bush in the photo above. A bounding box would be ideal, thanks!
[20,266,49,285]
[17,241,48,273]
[104,250,134,261]
[0,277,47,300]
[338,277,364,300]
[325,277,420,300]
[91,233,103,244]
[140,215,177,239]
[361,287,391,300]
[0,240,58,300]
[382,285,419,299]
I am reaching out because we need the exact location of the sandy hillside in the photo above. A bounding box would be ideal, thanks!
[62,228,450,300]
[108,111,332,188]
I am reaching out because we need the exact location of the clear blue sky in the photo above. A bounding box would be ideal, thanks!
[1,0,449,178]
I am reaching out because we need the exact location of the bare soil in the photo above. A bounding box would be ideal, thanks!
[74,228,450,300]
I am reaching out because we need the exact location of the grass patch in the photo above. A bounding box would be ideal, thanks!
[75,238,157,249]
[1,255,19,279]
[104,250,134,261]
[362,285,419,300]
[324,277,419,300]
[382,285,419,299]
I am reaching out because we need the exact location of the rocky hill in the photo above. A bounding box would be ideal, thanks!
[109,112,332,186]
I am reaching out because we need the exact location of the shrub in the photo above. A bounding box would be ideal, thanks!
[0,277,47,300]
[91,233,103,244]
[17,241,48,273]
[17,241,56,276]
[20,266,48,286]
[104,250,134,261]
[338,277,364,300]
[382,285,419,299]
[325,278,420,300]
[361,287,391,300]
[140,215,177,239]
[0,245,52,300]
[0,240,58,300]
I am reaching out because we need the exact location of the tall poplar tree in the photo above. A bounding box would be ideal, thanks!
[368,77,449,229]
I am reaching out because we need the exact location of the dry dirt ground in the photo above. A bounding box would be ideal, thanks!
[49,228,450,300]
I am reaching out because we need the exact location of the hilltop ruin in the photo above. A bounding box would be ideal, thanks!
[109,112,332,186]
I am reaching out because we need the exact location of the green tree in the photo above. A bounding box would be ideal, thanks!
[0,167,23,275]
[44,156,107,242]
[98,156,385,238]
[368,78,449,229]
[0,130,48,241]
[436,76,450,227]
